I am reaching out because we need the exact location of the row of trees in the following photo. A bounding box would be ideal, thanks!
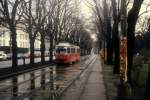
[0,0,93,68]
[136,18,150,100]
[91,0,144,81]
[91,0,120,73]
[91,0,150,99]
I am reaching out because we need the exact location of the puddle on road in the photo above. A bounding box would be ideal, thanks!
[0,62,84,100]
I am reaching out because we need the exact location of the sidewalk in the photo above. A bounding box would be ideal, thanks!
[102,62,120,100]
[79,56,107,100]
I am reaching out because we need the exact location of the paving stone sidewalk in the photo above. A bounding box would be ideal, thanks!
[79,56,107,100]
[62,55,120,100]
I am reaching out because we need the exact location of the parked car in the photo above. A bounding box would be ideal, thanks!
[6,53,24,59]
[24,53,30,58]
[6,53,12,59]
[17,53,24,59]
[0,51,7,60]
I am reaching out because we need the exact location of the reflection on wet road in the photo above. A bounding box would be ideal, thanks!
[0,55,95,100]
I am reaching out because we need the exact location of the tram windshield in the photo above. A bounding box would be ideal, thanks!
[56,47,66,53]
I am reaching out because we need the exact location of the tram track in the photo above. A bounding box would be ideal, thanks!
[21,55,97,100]
[0,55,89,81]
[0,55,89,89]
[60,55,97,93]
[0,55,93,100]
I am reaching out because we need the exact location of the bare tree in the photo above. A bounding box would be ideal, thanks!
[35,0,49,64]
[90,0,107,58]
[22,0,46,65]
[91,0,113,64]
[51,0,80,43]
[44,0,82,62]
[111,0,120,74]
[0,0,23,69]
[127,0,144,85]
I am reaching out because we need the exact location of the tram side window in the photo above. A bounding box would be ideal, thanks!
[71,48,75,53]
[77,48,80,53]
[67,48,71,53]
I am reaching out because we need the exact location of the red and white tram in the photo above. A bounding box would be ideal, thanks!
[55,42,80,64]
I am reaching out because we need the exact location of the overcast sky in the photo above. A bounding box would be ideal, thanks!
[79,0,150,32]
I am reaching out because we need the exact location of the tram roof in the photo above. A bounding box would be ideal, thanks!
[56,42,79,48]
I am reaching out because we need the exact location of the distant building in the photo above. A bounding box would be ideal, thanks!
[0,26,49,53]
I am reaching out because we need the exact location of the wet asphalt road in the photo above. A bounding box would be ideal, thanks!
[0,55,94,100]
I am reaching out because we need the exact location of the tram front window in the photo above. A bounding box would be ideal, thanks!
[56,48,66,54]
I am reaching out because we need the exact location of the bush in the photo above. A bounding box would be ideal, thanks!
[132,49,150,87]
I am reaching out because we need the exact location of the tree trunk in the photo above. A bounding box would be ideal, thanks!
[103,39,106,61]
[49,34,53,62]
[10,26,18,69]
[106,20,113,65]
[40,33,45,64]
[111,0,120,74]
[28,0,35,66]
[112,20,120,74]
[30,38,35,66]
[127,0,144,84]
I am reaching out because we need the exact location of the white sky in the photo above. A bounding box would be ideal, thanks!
[80,1,92,18]
[137,0,150,32]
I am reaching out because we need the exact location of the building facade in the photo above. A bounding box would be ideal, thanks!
[0,26,49,53]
